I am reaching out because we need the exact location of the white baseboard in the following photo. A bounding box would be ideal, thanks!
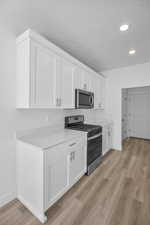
[0,192,16,207]
[18,195,47,223]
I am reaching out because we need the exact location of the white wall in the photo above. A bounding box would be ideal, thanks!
[0,29,105,206]
[104,62,150,150]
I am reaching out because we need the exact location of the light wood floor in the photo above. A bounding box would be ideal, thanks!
[1,137,150,225]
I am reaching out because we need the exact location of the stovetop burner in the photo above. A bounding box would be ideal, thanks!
[65,115,102,137]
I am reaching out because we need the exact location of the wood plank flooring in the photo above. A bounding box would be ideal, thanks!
[1,137,150,225]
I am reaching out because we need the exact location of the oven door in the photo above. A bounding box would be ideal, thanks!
[75,89,94,109]
[87,133,102,168]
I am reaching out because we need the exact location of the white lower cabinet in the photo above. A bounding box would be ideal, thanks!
[68,139,86,185]
[102,123,113,155]
[44,144,69,210]
[17,136,86,223]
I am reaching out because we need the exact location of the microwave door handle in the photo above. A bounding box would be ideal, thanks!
[89,96,92,104]
[91,95,94,106]
[89,96,93,106]
[76,89,79,108]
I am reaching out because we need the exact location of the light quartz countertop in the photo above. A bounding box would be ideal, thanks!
[17,127,86,149]
[86,119,113,127]
[95,119,113,127]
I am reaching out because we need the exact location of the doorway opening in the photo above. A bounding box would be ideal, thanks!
[122,86,150,144]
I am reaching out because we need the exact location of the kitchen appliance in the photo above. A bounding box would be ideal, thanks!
[65,115,102,175]
[75,89,94,109]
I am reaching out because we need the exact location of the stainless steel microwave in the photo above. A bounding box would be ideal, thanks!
[75,89,94,109]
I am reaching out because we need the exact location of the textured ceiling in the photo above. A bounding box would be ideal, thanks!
[0,0,150,71]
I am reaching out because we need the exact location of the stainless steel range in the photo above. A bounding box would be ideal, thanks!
[65,115,103,175]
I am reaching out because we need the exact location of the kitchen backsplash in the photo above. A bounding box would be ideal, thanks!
[16,109,105,137]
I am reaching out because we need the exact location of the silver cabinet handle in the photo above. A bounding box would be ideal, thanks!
[83,83,87,90]
[59,98,62,106]
[56,98,59,106]
[91,95,94,106]
[59,98,61,106]
[99,103,101,108]
[56,98,62,106]
[70,151,75,161]
[73,151,75,160]
[70,152,73,161]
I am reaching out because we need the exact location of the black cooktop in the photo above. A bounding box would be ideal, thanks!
[68,123,101,132]
[65,115,102,137]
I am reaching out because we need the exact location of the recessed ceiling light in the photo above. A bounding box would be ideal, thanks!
[129,49,136,55]
[120,24,129,31]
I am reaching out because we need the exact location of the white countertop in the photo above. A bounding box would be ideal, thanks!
[17,127,86,149]
[86,119,113,127]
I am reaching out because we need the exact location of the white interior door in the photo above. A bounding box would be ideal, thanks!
[128,89,150,139]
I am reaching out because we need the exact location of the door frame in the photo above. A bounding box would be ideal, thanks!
[121,85,150,150]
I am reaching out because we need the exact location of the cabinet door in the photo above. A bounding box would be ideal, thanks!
[61,59,75,108]
[102,127,106,155]
[94,75,104,109]
[69,138,86,185]
[30,41,56,108]
[103,125,113,155]
[55,57,63,107]
[74,67,84,90]
[108,125,113,150]
[93,75,100,109]
[82,71,93,91]
[102,126,109,155]
[90,72,96,93]
[74,69,92,91]
[44,145,69,210]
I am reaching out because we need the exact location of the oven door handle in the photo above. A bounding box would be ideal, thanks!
[88,133,102,141]
[91,95,94,106]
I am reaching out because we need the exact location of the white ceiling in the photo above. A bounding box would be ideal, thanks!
[0,0,150,71]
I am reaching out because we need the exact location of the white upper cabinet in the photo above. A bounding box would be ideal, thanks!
[81,71,93,92]
[16,29,105,109]
[55,57,63,107]
[73,68,94,92]
[17,37,74,109]
[30,41,57,108]
[73,67,84,90]
[61,59,75,108]
[94,74,105,109]
[17,38,59,108]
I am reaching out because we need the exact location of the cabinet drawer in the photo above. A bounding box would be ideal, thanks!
[44,137,83,162]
